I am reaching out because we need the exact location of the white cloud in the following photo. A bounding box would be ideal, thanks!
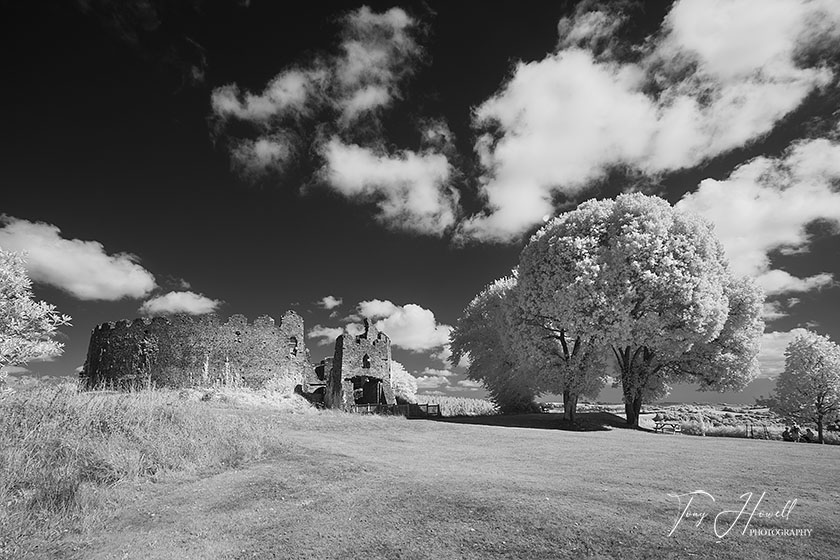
[756,271,833,296]
[556,6,626,54]
[316,295,343,310]
[758,328,811,376]
[459,0,840,242]
[456,379,484,390]
[230,135,295,179]
[211,6,424,164]
[345,322,366,337]
[339,85,391,124]
[139,291,221,316]
[320,138,457,235]
[419,367,457,378]
[677,137,840,295]
[210,7,457,234]
[414,375,450,389]
[431,345,471,369]
[0,215,156,300]
[762,302,787,322]
[333,6,419,122]
[307,324,345,346]
[210,69,319,123]
[357,299,452,352]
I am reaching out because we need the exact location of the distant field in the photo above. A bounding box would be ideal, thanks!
[55,407,839,559]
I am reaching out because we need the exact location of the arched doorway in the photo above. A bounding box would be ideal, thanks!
[351,375,384,404]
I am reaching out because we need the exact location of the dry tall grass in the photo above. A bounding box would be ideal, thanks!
[0,381,304,558]
[417,395,498,417]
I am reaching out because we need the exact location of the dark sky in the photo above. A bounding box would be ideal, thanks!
[3,0,840,403]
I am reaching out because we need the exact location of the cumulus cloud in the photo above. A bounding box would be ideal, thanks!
[414,374,450,389]
[320,138,457,234]
[211,6,424,150]
[345,322,366,337]
[0,215,156,300]
[456,379,484,391]
[138,291,221,316]
[418,367,457,378]
[677,137,840,295]
[431,345,471,369]
[758,328,810,376]
[332,6,420,122]
[316,295,344,310]
[230,135,296,179]
[212,7,419,129]
[211,7,458,235]
[459,0,840,242]
[762,302,787,322]
[357,299,452,351]
[211,69,319,123]
[307,324,345,346]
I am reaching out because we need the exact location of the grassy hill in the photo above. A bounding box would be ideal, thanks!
[2,384,837,559]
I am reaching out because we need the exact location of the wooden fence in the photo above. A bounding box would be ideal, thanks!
[348,403,441,418]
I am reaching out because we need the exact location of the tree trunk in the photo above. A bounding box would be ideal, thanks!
[614,345,639,427]
[563,390,578,423]
[632,394,643,428]
[624,399,636,427]
[624,391,643,428]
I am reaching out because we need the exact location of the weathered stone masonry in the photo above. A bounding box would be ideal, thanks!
[82,311,311,390]
[81,312,395,410]
[325,320,395,409]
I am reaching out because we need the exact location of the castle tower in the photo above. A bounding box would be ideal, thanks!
[325,319,395,409]
[81,311,312,390]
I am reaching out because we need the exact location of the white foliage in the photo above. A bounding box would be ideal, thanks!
[773,331,840,435]
[389,360,418,403]
[0,249,71,387]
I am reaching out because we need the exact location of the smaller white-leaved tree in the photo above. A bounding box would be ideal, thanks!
[0,248,72,389]
[390,360,418,403]
[772,331,840,444]
[450,274,540,413]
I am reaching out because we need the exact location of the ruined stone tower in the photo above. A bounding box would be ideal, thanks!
[82,310,396,411]
[82,311,311,390]
[324,319,395,409]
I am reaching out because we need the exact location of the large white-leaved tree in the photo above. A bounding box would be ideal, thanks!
[517,193,763,427]
[772,331,840,444]
[0,248,72,389]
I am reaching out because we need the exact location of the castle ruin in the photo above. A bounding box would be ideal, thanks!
[81,311,396,409]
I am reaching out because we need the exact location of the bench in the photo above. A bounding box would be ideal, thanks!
[654,421,682,434]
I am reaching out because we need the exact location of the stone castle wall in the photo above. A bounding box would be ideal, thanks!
[326,320,395,409]
[82,311,311,390]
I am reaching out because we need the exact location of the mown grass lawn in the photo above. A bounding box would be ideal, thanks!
[66,410,838,560]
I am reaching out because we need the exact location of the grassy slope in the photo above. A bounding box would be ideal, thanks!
[0,385,309,558]
[65,412,838,560]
